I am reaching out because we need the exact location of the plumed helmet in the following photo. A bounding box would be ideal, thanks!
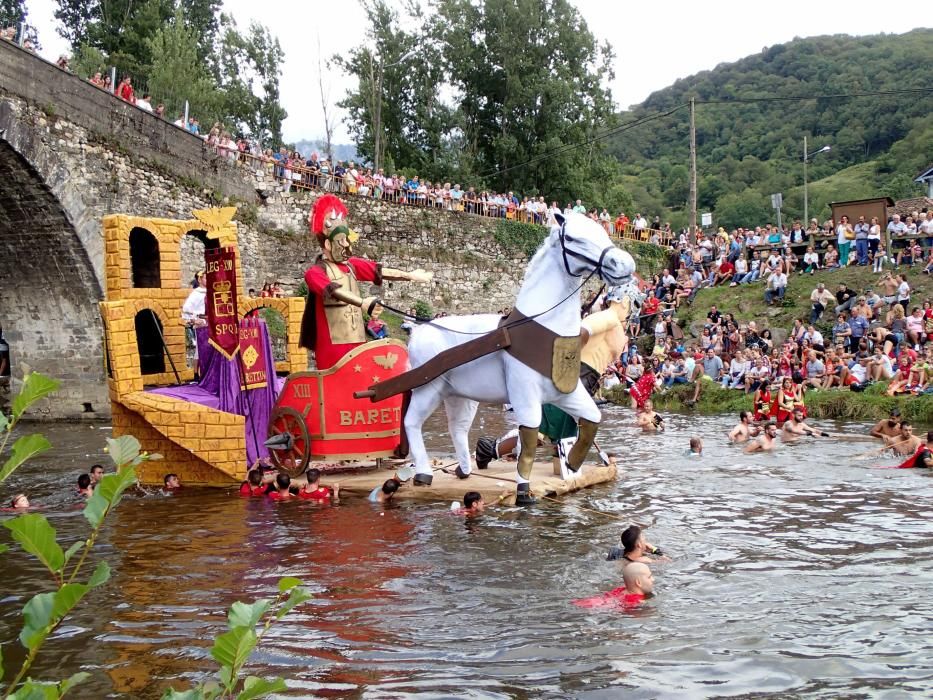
[308,194,357,244]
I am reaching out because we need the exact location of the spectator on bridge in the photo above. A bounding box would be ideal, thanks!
[136,93,153,112]
[117,75,135,104]
[89,71,105,88]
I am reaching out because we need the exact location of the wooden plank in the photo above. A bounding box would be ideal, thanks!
[356,327,511,403]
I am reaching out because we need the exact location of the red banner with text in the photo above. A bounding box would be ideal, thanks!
[205,246,239,359]
[239,316,268,390]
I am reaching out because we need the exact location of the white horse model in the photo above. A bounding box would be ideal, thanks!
[404,212,636,504]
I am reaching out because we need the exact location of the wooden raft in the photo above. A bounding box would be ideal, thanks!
[316,458,618,506]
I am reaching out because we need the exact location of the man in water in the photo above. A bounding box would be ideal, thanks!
[745,421,779,453]
[89,464,104,486]
[163,474,181,491]
[622,562,655,602]
[267,473,294,501]
[455,491,485,515]
[77,473,93,498]
[298,468,340,502]
[782,408,829,440]
[728,411,761,443]
[897,430,933,468]
[883,421,921,456]
[607,524,666,564]
[869,408,902,439]
[636,399,664,432]
[369,478,400,503]
[688,437,703,456]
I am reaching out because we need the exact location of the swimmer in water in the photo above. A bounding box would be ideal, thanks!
[369,478,400,503]
[688,437,703,456]
[728,411,761,443]
[896,430,933,468]
[607,524,667,563]
[745,421,779,453]
[458,491,485,515]
[298,468,340,502]
[782,408,830,440]
[636,399,664,432]
[77,473,93,498]
[10,493,29,509]
[869,408,902,439]
[267,473,294,500]
[622,561,655,601]
[239,468,265,497]
[883,421,922,456]
[163,473,181,491]
[89,464,104,486]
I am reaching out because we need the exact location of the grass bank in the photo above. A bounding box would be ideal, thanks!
[605,381,933,425]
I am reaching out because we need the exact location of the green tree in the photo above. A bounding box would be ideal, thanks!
[714,189,774,231]
[215,15,287,147]
[147,8,220,123]
[0,0,26,27]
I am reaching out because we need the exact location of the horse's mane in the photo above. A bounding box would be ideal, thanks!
[520,227,559,286]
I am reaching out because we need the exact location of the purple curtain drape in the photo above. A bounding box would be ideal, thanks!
[149,319,284,466]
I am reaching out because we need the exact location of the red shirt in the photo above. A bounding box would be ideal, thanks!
[304,257,381,369]
[718,261,734,275]
[267,491,292,501]
[573,587,645,609]
[642,297,660,315]
[298,486,331,501]
[239,482,265,497]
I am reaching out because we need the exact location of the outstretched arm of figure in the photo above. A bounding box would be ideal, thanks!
[327,285,380,315]
[381,267,434,283]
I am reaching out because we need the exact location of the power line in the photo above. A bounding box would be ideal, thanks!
[694,87,933,104]
[481,103,688,179]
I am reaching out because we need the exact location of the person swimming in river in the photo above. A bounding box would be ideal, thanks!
[869,408,902,440]
[782,408,830,440]
[267,473,294,501]
[573,561,655,609]
[892,430,933,468]
[728,411,761,443]
[607,524,666,563]
[77,473,93,498]
[239,469,265,497]
[298,468,340,502]
[688,437,703,456]
[163,474,181,491]
[883,421,922,456]
[745,421,779,453]
[635,399,664,432]
[369,478,400,503]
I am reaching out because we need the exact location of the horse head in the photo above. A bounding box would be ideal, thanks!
[551,212,634,286]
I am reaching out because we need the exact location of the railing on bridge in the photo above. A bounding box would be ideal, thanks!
[224,149,673,248]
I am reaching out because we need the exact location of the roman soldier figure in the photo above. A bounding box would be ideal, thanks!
[299,194,431,369]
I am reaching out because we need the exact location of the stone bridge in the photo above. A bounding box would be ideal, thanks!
[0,40,536,418]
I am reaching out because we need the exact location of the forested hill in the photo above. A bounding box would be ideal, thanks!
[606,28,933,229]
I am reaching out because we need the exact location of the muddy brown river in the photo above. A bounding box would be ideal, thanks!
[1,405,931,698]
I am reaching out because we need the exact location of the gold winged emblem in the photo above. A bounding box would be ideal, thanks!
[373,352,399,370]
[192,207,237,233]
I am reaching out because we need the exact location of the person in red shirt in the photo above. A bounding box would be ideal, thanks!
[267,473,295,501]
[117,75,135,104]
[298,468,340,502]
[573,561,655,609]
[299,194,433,369]
[238,469,265,497]
[712,259,734,286]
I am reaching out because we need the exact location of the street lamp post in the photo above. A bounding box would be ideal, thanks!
[369,48,417,174]
[803,135,831,225]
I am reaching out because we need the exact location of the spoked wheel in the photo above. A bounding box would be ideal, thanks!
[266,407,311,477]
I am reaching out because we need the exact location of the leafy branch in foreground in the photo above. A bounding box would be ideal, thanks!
[161,577,313,700]
[0,372,59,486]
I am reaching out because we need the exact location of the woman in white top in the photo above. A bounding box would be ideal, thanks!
[867,216,882,261]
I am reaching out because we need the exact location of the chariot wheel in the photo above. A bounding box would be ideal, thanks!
[266,407,311,477]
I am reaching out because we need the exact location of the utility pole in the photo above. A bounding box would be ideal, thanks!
[803,134,809,226]
[689,97,697,235]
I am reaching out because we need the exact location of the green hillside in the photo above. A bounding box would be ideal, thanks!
[607,29,933,228]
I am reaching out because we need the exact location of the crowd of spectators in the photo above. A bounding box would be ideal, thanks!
[591,207,933,425]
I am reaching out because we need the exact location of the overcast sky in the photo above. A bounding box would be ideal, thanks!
[26,0,931,143]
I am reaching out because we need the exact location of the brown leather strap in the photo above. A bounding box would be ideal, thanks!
[498,309,560,379]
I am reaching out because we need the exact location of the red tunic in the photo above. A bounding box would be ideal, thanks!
[239,482,265,497]
[573,588,645,609]
[304,257,381,370]
[629,371,656,409]
[298,486,332,501]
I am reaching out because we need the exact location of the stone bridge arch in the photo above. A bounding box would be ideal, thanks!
[0,135,107,416]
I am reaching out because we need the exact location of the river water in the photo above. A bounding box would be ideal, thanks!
[1,406,931,698]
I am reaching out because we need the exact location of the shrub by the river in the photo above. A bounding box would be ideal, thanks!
[0,372,311,700]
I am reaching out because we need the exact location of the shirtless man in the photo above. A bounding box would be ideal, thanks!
[728,410,761,443]
[883,421,922,456]
[897,430,933,468]
[607,524,666,563]
[782,408,830,440]
[869,408,902,439]
[745,421,779,453]
[636,399,664,432]
[621,562,655,601]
